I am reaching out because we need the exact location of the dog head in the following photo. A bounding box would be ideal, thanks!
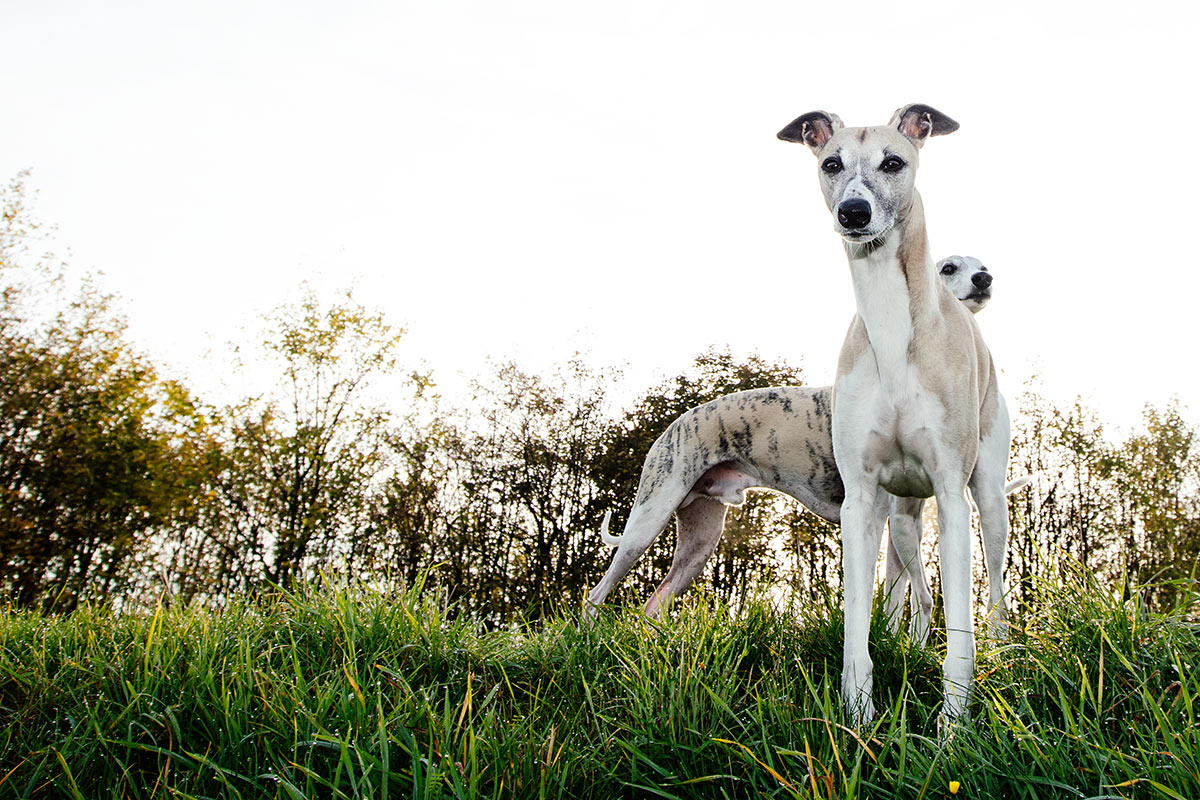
[937,255,992,314]
[777,104,958,244]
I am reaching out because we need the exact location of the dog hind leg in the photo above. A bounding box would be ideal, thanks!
[970,394,1013,640]
[644,496,728,618]
[883,533,909,635]
[885,496,933,645]
[585,500,677,620]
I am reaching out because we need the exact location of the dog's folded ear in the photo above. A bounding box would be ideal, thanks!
[891,104,959,147]
[777,111,844,152]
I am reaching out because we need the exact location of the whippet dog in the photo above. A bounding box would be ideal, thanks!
[585,257,1000,646]
[776,104,1009,726]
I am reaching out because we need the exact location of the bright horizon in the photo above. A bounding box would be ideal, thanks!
[4,1,1198,433]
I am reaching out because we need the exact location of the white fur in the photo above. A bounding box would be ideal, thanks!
[585,257,1015,653]
[779,104,1009,730]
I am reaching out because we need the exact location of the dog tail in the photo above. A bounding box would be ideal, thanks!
[1004,474,1035,495]
[599,510,623,548]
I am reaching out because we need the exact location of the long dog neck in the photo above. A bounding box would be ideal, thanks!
[842,191,939,393]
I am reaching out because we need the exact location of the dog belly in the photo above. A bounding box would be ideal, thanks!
[864,414,937,499]
[877,455,934,498]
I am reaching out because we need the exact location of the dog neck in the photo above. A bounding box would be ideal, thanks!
[842,191,939,391]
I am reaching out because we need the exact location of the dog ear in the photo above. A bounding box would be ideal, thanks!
[777,111,844,152]
[890,104,959,147]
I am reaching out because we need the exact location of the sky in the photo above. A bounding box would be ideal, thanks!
[3,0,1199,432]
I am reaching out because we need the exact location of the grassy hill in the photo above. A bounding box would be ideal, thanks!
[1,566,1197,799]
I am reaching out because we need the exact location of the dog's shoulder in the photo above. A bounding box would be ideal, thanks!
[835,315,872,379]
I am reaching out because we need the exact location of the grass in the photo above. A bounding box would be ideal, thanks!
[0,565,1197,799]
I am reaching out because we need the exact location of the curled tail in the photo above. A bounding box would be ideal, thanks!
[1004,471,1044,495]
[599,510,623,548]
[1004,477,1030,495]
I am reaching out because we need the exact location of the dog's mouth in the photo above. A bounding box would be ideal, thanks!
[835,218,892,247]
[962,291,991,312]
[839,228,888,253]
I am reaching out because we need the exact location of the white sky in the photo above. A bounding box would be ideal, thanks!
[3,1,1198,431]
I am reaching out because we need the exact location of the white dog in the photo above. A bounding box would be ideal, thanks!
[776,104,1009,726]
[586,255,1001,644]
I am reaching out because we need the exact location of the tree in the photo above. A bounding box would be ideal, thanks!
[443,358,617,622]
[0,173,205,610]
[1007,382,1122,608]
[356,418,459,590]
[1118,401,1200,609]
[1006,382,1200,613]
[190,288,423,592]
[1053,398,1120,570]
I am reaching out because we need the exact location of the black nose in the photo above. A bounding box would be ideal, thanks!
[972,272,992,289]
[837,199,872,230]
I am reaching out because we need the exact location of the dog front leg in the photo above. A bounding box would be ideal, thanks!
[841,483,887,726]
[936,484,976,728]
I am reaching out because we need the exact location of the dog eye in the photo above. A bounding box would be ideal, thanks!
[822,157,843,174]
[880,156,906,173]
[940,264,957,275]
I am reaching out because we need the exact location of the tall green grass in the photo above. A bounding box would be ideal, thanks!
[1,565,1196,799]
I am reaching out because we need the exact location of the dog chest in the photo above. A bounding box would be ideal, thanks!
[833,364,946,498]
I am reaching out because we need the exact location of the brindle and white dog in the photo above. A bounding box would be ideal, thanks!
[585,256,1001,644]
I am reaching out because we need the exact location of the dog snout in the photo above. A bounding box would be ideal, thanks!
[837,199,872,230]
[971,272,992,290]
